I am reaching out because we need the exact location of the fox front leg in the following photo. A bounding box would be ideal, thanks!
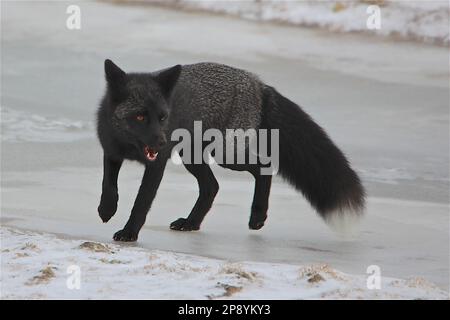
[113,160,166,242]
[98,154,123,223]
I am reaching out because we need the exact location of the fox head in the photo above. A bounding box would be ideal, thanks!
[103,59,181,161]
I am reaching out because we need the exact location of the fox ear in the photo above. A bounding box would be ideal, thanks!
[155,65,181,98]
[104,59,126,85]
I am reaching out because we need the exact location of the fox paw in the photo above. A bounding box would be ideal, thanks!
[113,229,138,242]
[170,218,200,231]
[98,204,117,223]
[98,192,118,223]
[249,214,267,230]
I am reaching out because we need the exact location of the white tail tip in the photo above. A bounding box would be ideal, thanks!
[324,209,363,240]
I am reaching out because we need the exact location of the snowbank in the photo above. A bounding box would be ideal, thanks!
[141,0,449,45]
[1,227,447,299]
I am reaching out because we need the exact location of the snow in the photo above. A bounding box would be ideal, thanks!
[1,227,447,299]
[147,0,450,44]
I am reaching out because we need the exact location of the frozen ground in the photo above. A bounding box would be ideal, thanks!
[1,1,449,298]
[2,227,447,299]
[147,0,450,44]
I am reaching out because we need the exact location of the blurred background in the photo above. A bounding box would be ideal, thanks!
[1,1,449,288]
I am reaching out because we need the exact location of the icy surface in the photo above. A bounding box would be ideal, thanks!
[1,107,93,143]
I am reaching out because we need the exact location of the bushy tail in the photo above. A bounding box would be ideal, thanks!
[262,86,365,229]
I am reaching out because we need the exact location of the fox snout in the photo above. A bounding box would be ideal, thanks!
[140,133,167,162]
[144,133,166,149]
[155,134,167,148]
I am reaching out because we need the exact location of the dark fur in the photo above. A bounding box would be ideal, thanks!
[262,86,365,218]
[97,60,365,241]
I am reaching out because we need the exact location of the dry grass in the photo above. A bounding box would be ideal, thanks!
[21,243,39,251]
[218,282,243,297]
[308,273,325,283]
[359,0,386,6]
[391,277,441,290]
[15,252,30,258]
[26,265,56,285]
[79,241,112,253]
[220,264,258,281]
[332,2,347,13]
[99,258,129,264]
[299,264,347,283]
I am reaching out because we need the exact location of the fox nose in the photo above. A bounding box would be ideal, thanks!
[157,135,167,147]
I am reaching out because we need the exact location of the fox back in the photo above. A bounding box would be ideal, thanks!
[170,63,264,134]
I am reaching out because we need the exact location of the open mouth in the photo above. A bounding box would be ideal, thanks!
[144,145,158,161]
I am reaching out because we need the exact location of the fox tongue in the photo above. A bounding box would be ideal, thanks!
[144,146,158,161]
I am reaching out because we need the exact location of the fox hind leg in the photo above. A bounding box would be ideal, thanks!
[170,163,219,231]
[249,173,272,230]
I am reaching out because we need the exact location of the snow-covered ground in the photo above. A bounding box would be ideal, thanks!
[1,227,447,299]
[146,0,450,44]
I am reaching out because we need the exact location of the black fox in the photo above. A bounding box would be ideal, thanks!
[97,60,365,241]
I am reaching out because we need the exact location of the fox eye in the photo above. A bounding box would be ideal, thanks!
[159,114,168,122]
[136,114,145,122]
